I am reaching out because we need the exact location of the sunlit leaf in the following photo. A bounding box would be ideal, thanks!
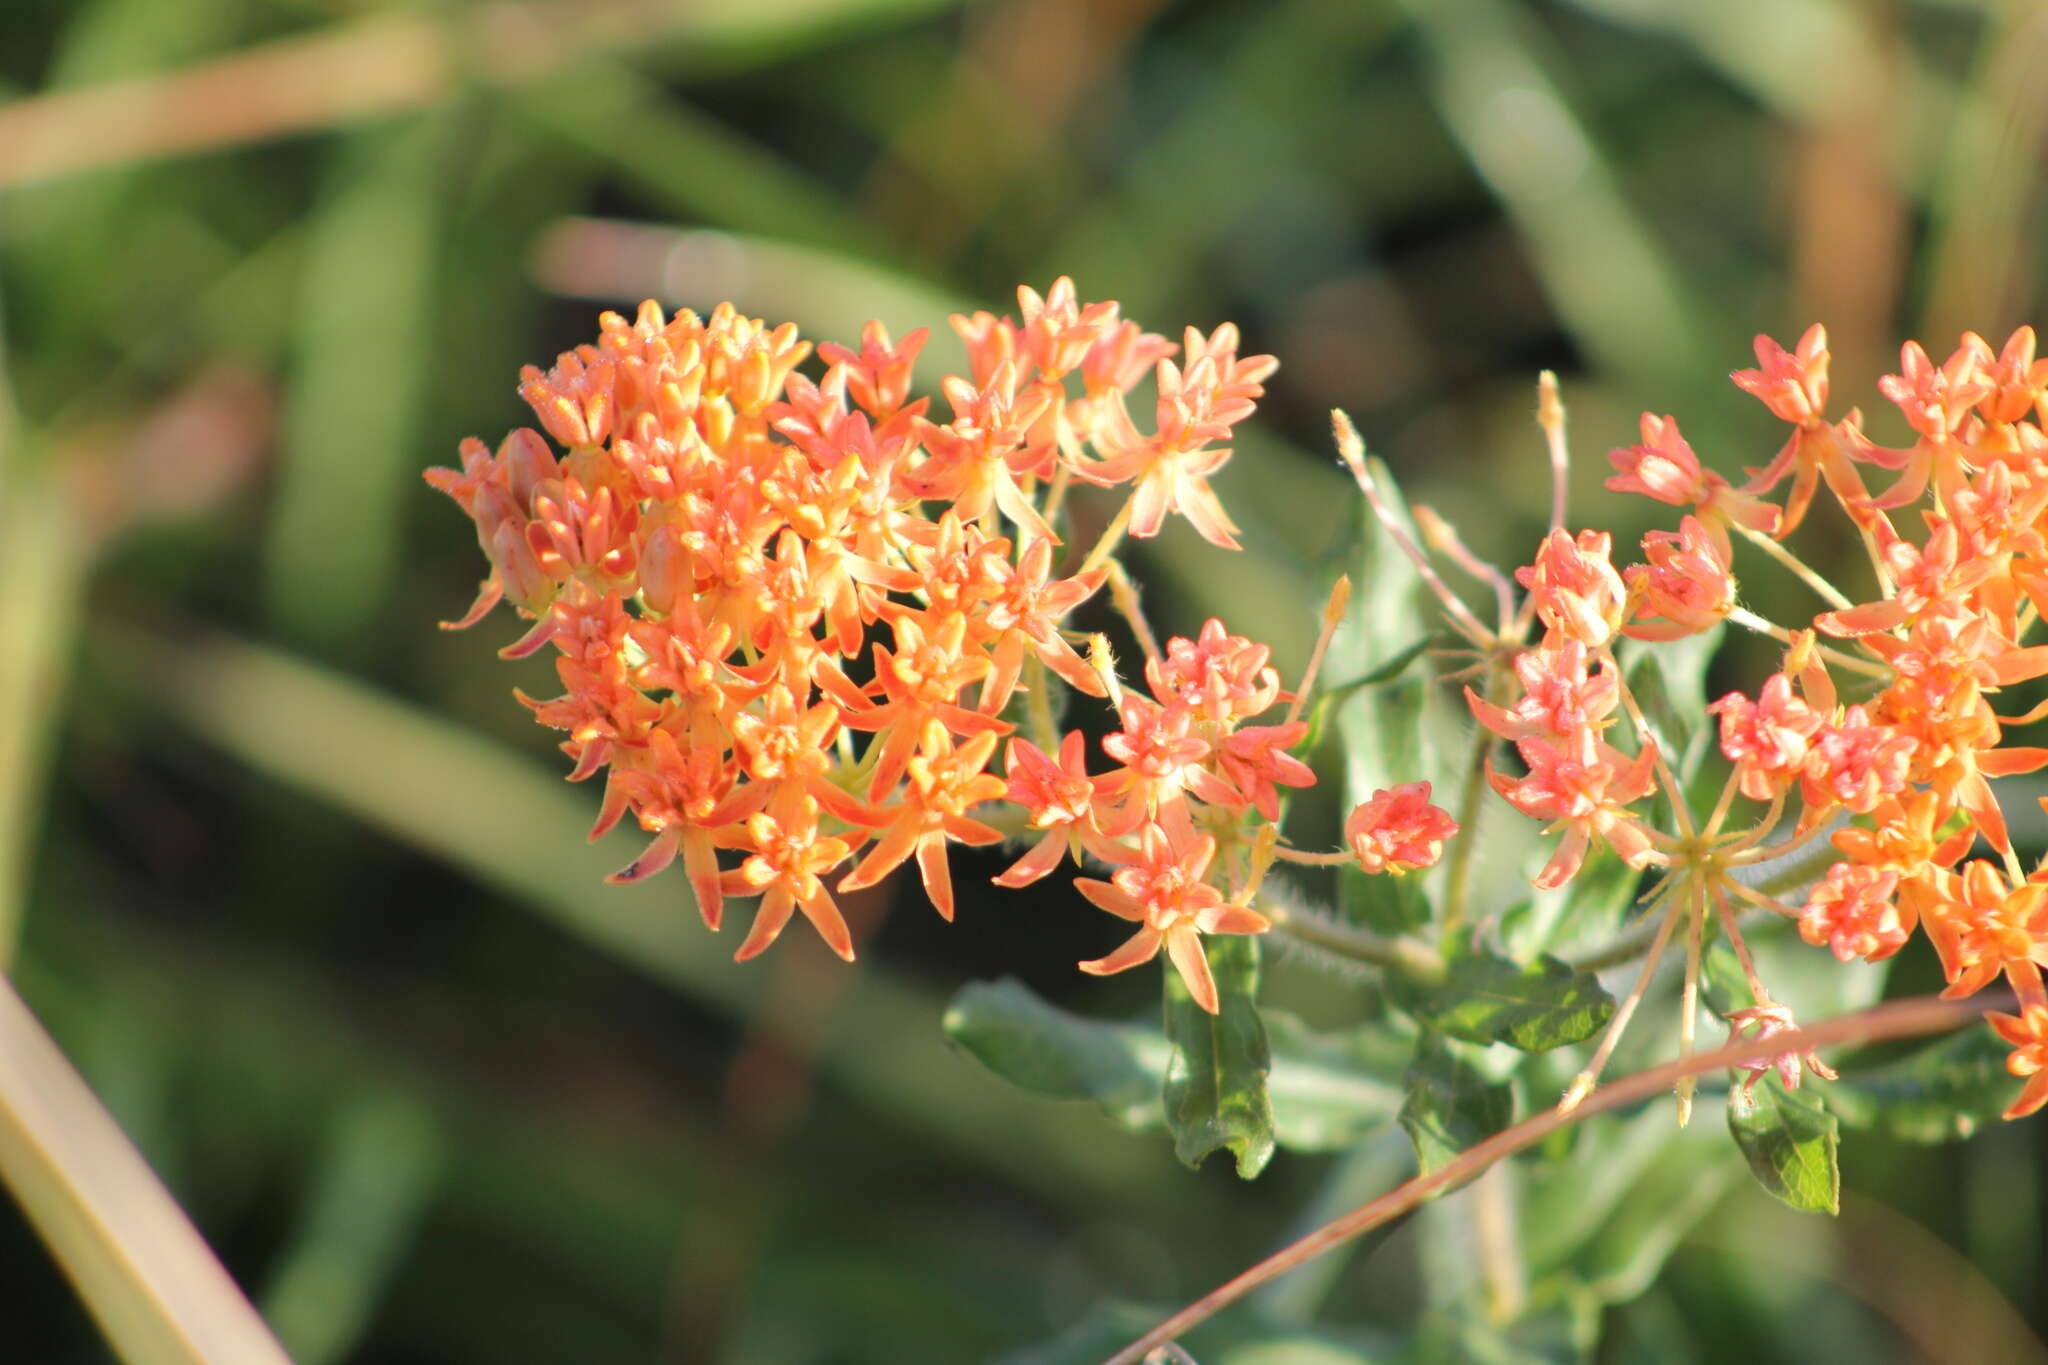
[1393,945,1614,1052]
[1617,623,1723,781]
[1726,1084,1838,1214]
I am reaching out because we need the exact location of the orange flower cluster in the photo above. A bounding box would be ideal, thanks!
[428,282,1453,1013]
[1479,325,2048,1117]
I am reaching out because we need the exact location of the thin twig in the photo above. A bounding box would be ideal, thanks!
[1102,993,1989,1365]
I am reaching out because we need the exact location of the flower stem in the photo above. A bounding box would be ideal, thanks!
[1560,881,1686,1112]
[1103,558,1160,663]
[1734,521,1856,611]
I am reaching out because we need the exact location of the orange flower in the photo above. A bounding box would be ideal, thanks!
[721,792,861,962]
[838,725,1006,921]
[1516,529,1627,647]
[1345,783,1459,875]
[1073,820,1270,1014]
[1988,1006,2048,1119]
[1920,861,2048,998]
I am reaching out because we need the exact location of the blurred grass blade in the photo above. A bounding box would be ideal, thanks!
[260,1094,442,1365]
[133,627,1165,1202]
[1921,9,2048,338]
[0,467,86,967]
[518,64,882,257]
[265,119,445,653]
[0,0,962,191]
[532,217,972,377]
[0,974,294,1365]
[1398,0,1709,392]
[1044,0,1399,311]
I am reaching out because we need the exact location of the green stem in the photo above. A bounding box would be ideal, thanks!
[1266,906,1445,982]
[0,975,295,1365]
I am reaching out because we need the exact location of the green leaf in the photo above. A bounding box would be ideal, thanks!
[1164,935,1276,1178]
[1261,1010,1410,1150]
[942,978,1161,1131]
[1301,633,1441,755]
[1506,843,1647,960]
[1326,464,1459,804]
[944,979,1406,1154]
[1392,946,1615,1052]
[1727,1084,1839,1214]
[1398,1031,1513,1178]
[1697,936,1749,1018]
[1827,1027,2017,1142]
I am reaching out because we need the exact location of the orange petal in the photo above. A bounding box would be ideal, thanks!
[1164,925,1220,1014]
[1078,926,1163,976]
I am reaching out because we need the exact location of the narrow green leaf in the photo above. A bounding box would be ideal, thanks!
[260,1093,443,1365]
[1324,461,1460,932]
[266,118,447,653]
[1827,1027,2017,1143]
[1398,1031,1513,1178]
[1697,936,1749,1018]
[1338,861,1433,935]
[1163,936,1276,1178]
[949,977,1406,1154]
[942,978,1160,1132]
[1301,633,1441,755]
[1727,1084,1839,1214]
[1508,843,1647,959]
[1394,946,1615,1052]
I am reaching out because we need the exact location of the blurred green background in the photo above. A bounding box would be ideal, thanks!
[3,0,2047,1361]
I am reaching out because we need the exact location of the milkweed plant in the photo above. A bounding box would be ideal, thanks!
[428,282,2046,1359]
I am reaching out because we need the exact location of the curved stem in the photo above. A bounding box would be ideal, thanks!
[1102,993,1989,1365]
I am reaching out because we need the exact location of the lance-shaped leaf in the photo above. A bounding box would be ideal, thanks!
[1324,467,1461,888]
[1164,935,1276,1178]
[1392,945,1614,1051]
[1299,632,1440,756]
[1727,1083,1839,1214]
[944,979,1409,1153]
[1398,1030,1513,1177]
[1826,1027,2016,1142]
[942,978,1161,1131]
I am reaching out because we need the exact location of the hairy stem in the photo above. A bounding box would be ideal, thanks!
[1264,905,1445,982]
